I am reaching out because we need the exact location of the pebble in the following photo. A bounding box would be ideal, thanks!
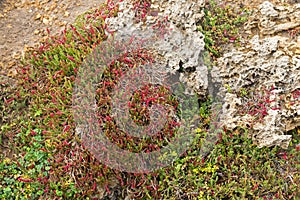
[7,69,17,77]
[35,13,41,20]
[34,29,40,35]
[64,11,70,17]
[43,18,49,25]
[58,21,67,26]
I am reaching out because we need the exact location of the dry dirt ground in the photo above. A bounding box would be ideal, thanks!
[0,0,103,82]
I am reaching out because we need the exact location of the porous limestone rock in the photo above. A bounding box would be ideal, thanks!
[104,0,300,149]
[246,1,300,35]
[221,93,254,130]
[252,109,291,148]
[105,0,207,97]
[148,0,205,31]
[217,1,300,148]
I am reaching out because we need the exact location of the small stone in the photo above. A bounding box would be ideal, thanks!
[43,18,49,25]
[7,69,17,77]
[58,21,67,26]
[14,2,21,8]
[39,36,49,43]
[34,29,40,35]
[50,3,57,11]
[259,1,278,17]
[23,45,29,52]
[12,53,21,59]
[64,11,70,17]
[35,13,41,20]
[8,61,16,68]
[41,0,50,5]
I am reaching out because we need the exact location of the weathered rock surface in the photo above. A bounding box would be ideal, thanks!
[106,0,207,97]
[218,1,300,148]
[246,1,300,35]
[107,0,300,149]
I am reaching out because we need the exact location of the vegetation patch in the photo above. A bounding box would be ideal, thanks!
[197,0,250,58]
[0,0,299,199]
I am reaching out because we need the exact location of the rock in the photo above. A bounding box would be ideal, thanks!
[64,11,70,17]
[106,0,207,97]
[7,69,17,77]
[42,18,49,25]
[34,29,40,35]
[35,13,41,20]
[259,1,278,17]
[215,1,300,149]
[249,35,280,56]
[101,0,300,149]
[58,21,67,26]
[247,1,300,35]
[253,109,291,149]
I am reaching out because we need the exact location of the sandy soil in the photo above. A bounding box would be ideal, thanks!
[0,0,103,81]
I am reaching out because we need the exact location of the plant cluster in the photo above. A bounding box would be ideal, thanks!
[131,0,152,23]
[97,73,181,153]
[236,86,280,125]
[157,128,300,199]
[288,26,300,40]
[1,1,120,198]
[0,0,299,199]
[234,86,300,128]
[197,0,250,58]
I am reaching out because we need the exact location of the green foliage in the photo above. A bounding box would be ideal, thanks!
[0,0,299,199]
[156,129,300,199]
[1,2,119,199]
[197,0,250,58]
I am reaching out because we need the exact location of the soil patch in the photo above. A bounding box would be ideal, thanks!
[0,0,102,80]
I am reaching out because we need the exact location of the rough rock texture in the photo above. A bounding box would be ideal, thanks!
[246,1,300,35]
[217,1,300,148]
[106,0,207,96]
[106,0,299,149]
